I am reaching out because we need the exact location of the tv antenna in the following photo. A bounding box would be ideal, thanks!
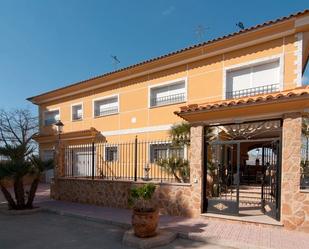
[236,22,245,30]
[195,25,209,43]
[111,55,120,70]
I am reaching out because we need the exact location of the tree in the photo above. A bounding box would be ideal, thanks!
[157,157,189,183]
[0,109,52,210]
[169,122,190,146]
[154,123,190,183]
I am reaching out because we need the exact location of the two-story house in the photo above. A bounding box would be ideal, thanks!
[28,10,309,232]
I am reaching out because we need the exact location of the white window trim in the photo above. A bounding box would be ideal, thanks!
[92,94,120,118]
[103,144,119,162]
[148,77,188,108]
[222,54,284,100]
[71,102,84,121]
[43,108,61,127]
[148,142,187,163]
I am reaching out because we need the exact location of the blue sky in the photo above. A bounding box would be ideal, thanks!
[0,0,308,114]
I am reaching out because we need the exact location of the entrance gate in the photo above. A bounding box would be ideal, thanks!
[203,120,282,221]
[261,140,281,220]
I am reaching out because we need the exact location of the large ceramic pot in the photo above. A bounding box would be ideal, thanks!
[132,209,159,238]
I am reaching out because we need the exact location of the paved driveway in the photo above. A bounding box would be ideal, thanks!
[0,212,237,249]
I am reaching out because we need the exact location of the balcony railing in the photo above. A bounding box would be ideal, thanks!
[72,113,82,121]
[151,92,185,107]
[226,84,280,99]
[94,107,118,117]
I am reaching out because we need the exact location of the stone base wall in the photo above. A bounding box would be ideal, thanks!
[51,177,200,217]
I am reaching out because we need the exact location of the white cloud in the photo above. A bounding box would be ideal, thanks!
[162,6,175,16]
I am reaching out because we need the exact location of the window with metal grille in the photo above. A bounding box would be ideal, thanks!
[94,96,119,117]
[150,80,186,107]
[105,146,118,162]
[149,143,184,163]
[72,104,83,121]
[226,60,280,99]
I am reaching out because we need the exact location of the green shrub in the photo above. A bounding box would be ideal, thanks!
[129,183,156,212]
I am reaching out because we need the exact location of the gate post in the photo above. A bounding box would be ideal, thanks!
[281,112,303,229]
[190,125,204,216]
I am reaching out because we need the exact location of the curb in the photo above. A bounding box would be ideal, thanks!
[41,207,131,229]
[0,205,44,215]
[41,206,272,249]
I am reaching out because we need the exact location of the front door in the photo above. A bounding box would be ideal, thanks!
[261,140,281,220]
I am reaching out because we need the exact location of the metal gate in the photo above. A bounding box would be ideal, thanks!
[204,138,281,219]
[261,140,281,220]
[205,142,240,215]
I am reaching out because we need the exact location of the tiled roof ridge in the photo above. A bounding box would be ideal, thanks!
[176,85,309,114]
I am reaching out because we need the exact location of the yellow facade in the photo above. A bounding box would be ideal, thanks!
[28,11,309,150]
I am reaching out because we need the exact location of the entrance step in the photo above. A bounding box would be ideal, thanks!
[201,213,283,227]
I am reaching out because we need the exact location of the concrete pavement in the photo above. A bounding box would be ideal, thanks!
[1,184,309,249]
[0,212,237,249]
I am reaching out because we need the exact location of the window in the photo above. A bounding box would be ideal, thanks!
[226,60,280,99]
[105,146,118,162]
[44,110,60,126]
[94,96,119,117]
[149,143,184,163]
[301,117,309,190]
[72,104,83,121]
[150,80,186,107]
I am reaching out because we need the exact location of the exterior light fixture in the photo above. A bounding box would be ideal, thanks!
[55,120,64,134]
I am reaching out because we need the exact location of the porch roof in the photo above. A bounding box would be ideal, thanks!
[33,127,103,144]
[175,85,309,122]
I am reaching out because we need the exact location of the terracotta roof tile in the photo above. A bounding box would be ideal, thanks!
[175,85,309,116]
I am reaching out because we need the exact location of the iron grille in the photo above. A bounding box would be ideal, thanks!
[226,84,280,99]
[63,138,189,183]
[94,107,118,117]
[151,92,185,107]
[72,113,82,121]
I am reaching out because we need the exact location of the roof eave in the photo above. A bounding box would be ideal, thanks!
[27,9,309,105]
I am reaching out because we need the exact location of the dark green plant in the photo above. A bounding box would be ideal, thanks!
[0,145,53,210]
[157,157,190,183]
[205,127,216,142]
[0,109,49,210]
[169,122,190,146]
[129,183,156,212]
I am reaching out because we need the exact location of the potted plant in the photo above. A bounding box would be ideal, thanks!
[129,183,158,238]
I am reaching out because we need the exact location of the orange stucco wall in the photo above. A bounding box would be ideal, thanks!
[38,31,303,148]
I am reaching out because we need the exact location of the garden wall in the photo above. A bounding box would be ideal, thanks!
[51,177,201,217]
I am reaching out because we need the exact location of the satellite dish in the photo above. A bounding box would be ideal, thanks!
[236,22,245,30]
